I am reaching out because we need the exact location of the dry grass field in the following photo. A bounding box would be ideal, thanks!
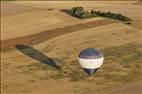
[1,1,142,94]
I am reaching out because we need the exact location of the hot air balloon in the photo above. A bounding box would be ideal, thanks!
[78,48,104,79]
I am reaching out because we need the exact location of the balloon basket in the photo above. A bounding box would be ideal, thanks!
[88,76,93,80]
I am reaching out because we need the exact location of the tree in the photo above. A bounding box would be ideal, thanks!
[91,9,94,14]
[81,11,94,19]
[69,7,84,18]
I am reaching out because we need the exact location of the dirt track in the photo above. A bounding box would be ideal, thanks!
[1,19,115,49]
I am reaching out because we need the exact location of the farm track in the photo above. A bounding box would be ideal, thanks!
[1,19,115,49]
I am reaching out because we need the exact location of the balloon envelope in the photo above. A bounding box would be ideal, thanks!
[78,48,104,76]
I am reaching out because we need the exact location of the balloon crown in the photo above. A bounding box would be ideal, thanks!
[79,48,103,59]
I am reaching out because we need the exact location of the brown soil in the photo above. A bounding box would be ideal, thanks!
[1,19,115,49]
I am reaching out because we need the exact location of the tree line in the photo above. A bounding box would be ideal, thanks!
[63,7,132,22]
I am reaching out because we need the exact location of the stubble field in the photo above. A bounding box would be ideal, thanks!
[1,1,142,94]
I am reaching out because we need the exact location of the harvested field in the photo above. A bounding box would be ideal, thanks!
[13,1,141,29]
[1,10,78,40]
[1,1,141,40]
[1,2,37,16]
[1,19,115,49]
[1,1,142,94]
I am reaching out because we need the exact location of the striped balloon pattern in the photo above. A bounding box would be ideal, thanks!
[78,48,104,76]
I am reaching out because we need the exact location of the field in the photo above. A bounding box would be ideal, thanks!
[1,1,142,94]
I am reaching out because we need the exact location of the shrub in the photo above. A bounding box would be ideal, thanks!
[91,9,94,14]
[125,22,131,24]
[106,12,112,17]
[80,11,95,19]
[69,7,84,18]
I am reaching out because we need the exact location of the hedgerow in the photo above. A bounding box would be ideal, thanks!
[62,7,132,22]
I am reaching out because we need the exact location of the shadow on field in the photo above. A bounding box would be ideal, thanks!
[15,45,60,70]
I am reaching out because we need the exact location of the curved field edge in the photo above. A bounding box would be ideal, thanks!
[1,19,115,49]
[1,22,142,94]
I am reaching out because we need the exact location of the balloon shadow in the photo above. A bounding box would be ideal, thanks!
[15,45,60,70]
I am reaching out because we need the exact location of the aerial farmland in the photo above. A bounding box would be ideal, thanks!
[1,1,142,94]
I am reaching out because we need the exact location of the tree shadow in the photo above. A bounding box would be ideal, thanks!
[15,44,60,70]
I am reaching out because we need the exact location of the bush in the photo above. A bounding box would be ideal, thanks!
[106,12,112,17]
[125,22,131,25]
[80,11,95,19]
[91,9,94,14]
[68,7,84,18]
[64,7,97,19]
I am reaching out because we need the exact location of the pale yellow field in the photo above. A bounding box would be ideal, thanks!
[1,1,141,40]
[1,1,142,94]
